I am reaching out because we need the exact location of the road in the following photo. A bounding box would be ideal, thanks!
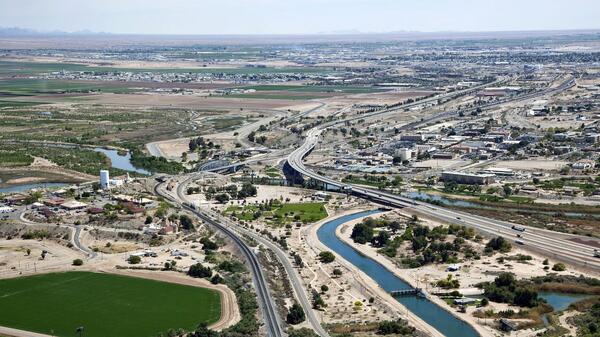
[175,173,330,337]
[287,76,600,271]
[154,180,284,337]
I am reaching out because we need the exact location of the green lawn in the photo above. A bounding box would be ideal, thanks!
[0,271,221,337]
[274,202,328,223]
[225,202,327,224]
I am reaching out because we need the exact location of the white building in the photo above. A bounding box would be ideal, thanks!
[396,148,414,162]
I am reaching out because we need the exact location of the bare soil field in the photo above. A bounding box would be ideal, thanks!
[490,159,568,171]
[53,93,303,109]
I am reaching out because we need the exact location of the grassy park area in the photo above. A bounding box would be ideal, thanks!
[0,271,221,337]
[226,201,327,225]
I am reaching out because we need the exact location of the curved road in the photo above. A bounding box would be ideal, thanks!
[154,181,284,337]
[175,173,329,337]
[287,77,600,271]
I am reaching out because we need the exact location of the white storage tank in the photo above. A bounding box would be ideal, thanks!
[100,170,110,189]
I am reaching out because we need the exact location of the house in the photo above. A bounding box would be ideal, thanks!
[3,194,27,205]
[43,198,65,207]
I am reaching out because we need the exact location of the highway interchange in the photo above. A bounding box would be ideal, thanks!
[151,74,595,337]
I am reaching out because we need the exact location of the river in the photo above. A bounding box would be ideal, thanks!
[0,182,68,194]
[93,148,150,175]
[317,210,480,337]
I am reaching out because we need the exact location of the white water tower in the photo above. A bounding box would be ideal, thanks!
[100,170,110,189]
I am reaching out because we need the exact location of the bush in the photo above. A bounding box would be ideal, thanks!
[127,255,141,264]
[286,303,306,325]
[552,263,567,271]
[485,236,512,253]
[72,259,84,266]
[377,319,415,335]
[318,251,335,263]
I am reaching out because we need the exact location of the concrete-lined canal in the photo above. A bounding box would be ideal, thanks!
[317,210,480,337]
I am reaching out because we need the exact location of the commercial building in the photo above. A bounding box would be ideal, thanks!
[441,171,495,185]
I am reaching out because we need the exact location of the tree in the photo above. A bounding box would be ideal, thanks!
[332,268,343,277]
[286,303,306,325]
[215,193,230,204]
[179,214,194,230]
[318,251,335,263]
[188,263,212,278]
[210,274,223,284]
[128,255,141,264]
[320,285,329,293]
[41,250,47,260]
[238,183,257,198]
[72,259,83,266]
[26,249,31,256]
[485,236,512,253]
[514,286,539,307]
[351,222,374,244]
[145,215,153,224]
[372,231,390,248]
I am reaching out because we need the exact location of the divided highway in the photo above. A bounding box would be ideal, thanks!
[287,77,600,271]
[154,181,284,337]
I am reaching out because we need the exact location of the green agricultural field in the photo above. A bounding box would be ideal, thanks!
[0,100,47,107]
[0,61,332,76]
[0,271,221,337]
[0,79,135,95]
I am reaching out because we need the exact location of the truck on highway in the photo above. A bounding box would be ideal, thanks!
[515,239,525,245]
[512,225,526,232]
[594,249,600,258]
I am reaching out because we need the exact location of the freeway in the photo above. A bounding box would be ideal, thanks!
[173,173,329,337]
[154,180,284,337]
[287,77,600,271]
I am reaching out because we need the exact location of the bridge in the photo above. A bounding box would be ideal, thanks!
[390,288,426,297]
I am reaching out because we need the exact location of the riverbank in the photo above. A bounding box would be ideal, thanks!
[304,207,446,337]
[329,210,493,337]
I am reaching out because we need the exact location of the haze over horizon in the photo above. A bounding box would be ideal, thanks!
[1,0,600,36]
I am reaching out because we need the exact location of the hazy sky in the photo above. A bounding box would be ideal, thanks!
[1,0,599,35]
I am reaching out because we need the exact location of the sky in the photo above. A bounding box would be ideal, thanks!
[1,0,599,35]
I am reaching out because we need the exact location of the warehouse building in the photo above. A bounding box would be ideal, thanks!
[441,171,495,185]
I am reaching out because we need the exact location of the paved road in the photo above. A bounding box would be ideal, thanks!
[176,173,329,337]
[154,180,284,337]
[287,76,600,271]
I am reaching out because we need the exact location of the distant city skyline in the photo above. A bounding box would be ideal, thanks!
[1,0,599,35]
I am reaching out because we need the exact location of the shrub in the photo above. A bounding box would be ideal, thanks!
[552,263,567,272]
[127,255,141,264]
[72,259,84,266]
[318,251,335,263]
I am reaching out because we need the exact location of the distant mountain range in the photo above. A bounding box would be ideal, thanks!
[0,27,110,36]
